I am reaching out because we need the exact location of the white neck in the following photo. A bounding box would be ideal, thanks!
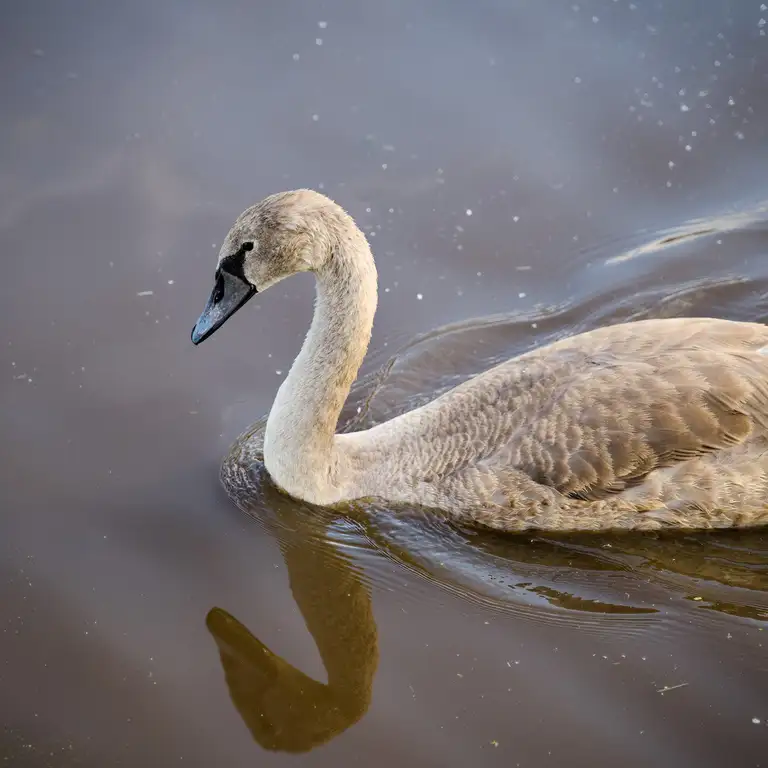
[263,221,377,504]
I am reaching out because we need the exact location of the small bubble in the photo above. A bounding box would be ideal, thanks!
[312,114,319,121]
[465,209,473,216]
[317,21,328,28]
[416,293,423,300]
[680,104,689,112]
[573,76,582,84]
[315,38,323,46]
[292,53,300,61]
[518,292,527,299]
[752,717,762,725]
[684,144,692,151]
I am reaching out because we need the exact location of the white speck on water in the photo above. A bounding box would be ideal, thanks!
[574,76,582,84]
[211,243,217,248]
[381,163,388,170]
[666,181,672,188]
[167,279,174,285]
[685,144,692,151]
[735,130,745,140]
[592,15,599,22]
[761,5,767,12]
[752,717,762,725]
[714,59,721,67]
[365,207,372,213]
[312,114,319,121]
[728,97,735,106]
[315,38,323,45]
[32,48,44,57]
[668,160,675,168]
[416,293,423,300]
[292,53,300,61]
[759,18,766,27]
[516,265,531,271]
[465,209,473,216]
[680,103,689,112]
[137,290,154,297]
[275,370,282,376]
[318,20,328,28]
[518,292,527,299]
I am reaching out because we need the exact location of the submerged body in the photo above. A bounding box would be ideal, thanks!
[192,190,768,532]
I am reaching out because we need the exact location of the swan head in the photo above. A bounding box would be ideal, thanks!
[191,189,345,344]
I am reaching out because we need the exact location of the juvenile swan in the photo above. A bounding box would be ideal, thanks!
[192,189,768,532]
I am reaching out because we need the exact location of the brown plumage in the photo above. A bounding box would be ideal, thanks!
[192,189,768,532]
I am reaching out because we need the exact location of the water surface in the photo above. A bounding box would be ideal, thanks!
[1,1,767,765]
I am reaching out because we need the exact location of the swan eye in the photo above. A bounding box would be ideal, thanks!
[242,241,254,252]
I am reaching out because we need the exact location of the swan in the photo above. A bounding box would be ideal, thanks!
[192,189,768,532]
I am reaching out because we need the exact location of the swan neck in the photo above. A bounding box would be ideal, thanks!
[264,223,377,500]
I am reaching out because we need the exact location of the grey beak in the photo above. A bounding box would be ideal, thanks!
[191,270,256,345]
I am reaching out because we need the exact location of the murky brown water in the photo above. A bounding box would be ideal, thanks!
[2,1,768,765]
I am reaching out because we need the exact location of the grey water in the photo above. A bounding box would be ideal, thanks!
[1,1,767,766]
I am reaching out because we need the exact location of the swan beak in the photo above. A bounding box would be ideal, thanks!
[191,271,256,344]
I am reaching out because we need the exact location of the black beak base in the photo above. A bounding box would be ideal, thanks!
[191,270,256,344]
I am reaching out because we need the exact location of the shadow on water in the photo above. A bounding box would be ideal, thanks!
[209,214,768,752]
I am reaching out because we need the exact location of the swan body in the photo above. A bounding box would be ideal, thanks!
[192,189,768,532]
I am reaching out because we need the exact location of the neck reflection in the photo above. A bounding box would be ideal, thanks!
[206,484,378,754]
